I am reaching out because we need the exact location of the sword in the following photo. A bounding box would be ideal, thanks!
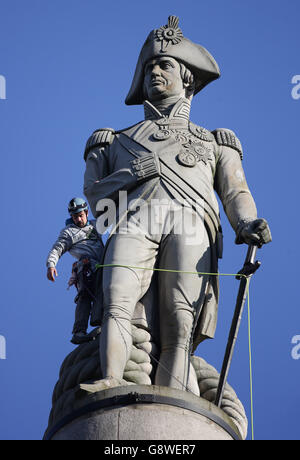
[215,244,261,407]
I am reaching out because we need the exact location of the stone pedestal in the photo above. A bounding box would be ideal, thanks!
[43,385,242,440]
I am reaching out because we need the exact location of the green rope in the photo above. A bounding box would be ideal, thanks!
[95,263,248,279]
[95,262,254,440]
[246,278,254,440]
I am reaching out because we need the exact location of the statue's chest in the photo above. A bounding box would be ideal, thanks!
[149,120,217,172]
[114,120,217,179]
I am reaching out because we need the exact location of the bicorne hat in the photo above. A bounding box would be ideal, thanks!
[125,15,220,105]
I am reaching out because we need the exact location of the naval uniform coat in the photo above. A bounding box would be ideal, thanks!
[83,98,257,348]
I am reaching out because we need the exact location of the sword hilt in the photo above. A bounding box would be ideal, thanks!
[235,245,261,280]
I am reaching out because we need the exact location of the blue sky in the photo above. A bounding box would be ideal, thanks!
[0,0,299,440]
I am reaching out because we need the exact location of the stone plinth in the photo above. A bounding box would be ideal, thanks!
[43,385,242,440]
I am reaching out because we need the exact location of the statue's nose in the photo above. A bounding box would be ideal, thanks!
[151,65,161,76]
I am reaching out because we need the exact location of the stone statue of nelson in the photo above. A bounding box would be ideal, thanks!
[82,16,271,395]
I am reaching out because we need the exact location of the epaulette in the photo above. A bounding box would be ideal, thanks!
[212,128,243,160]
[84,128,115,161]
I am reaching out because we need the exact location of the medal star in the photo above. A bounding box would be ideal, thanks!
[181,141,212,165]
[193,146,209,165]
[182,139,212,165]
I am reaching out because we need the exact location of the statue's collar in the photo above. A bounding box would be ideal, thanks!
[144,98,191,124]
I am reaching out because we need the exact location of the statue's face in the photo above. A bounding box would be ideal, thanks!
[143,56,184,102]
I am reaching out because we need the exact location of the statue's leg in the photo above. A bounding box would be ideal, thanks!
[155,213,210,393]
[100,233,157,380]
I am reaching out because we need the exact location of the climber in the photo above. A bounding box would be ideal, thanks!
[46,197,104,344]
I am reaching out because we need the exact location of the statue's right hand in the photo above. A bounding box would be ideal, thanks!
[47,267,58,282]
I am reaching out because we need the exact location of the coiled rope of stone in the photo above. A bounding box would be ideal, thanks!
[96,263,254,440]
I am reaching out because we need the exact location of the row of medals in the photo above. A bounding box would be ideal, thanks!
[152,118,214,168]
